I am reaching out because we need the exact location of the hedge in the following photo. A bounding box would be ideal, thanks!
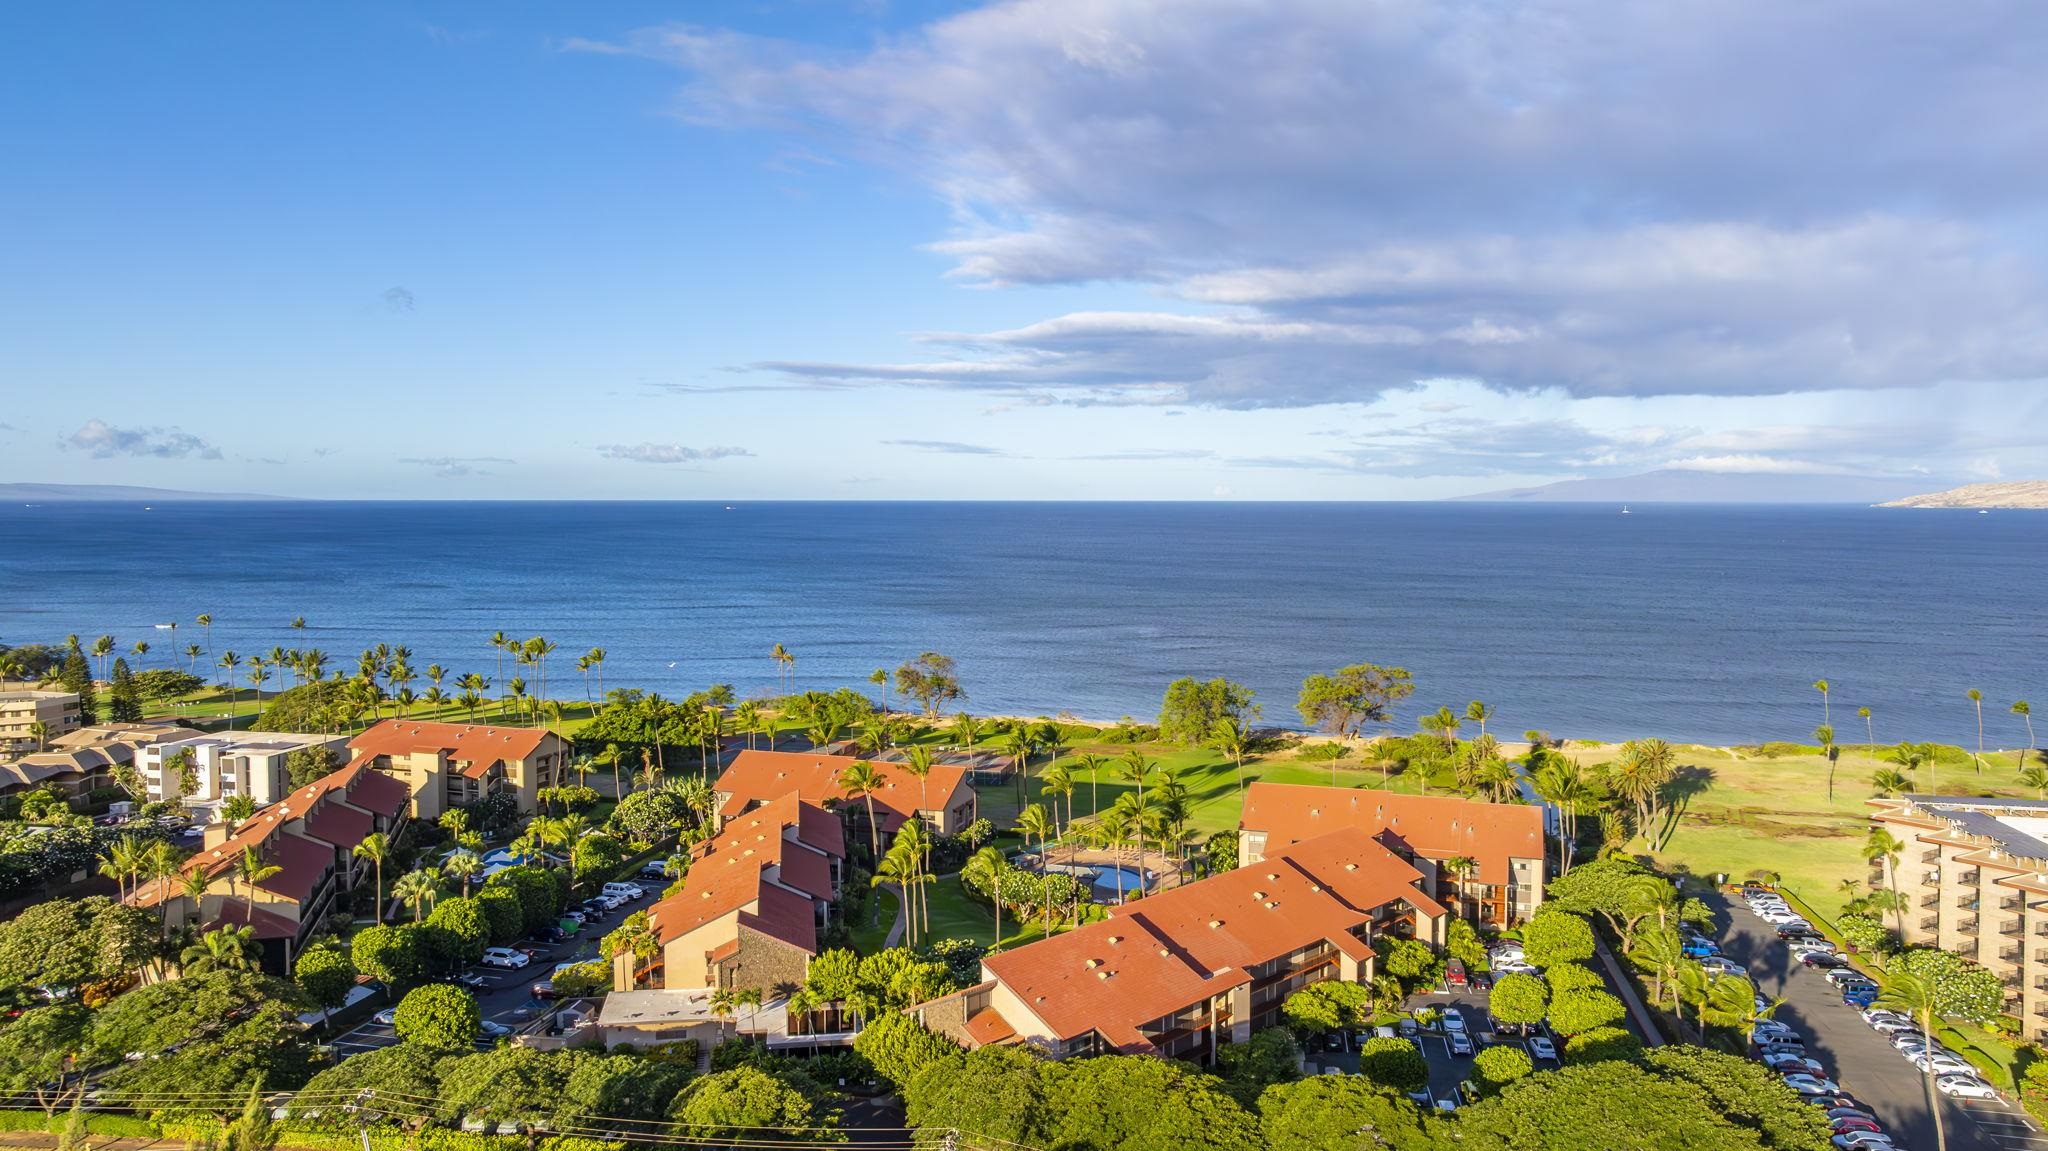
[0,1109,162,1137]
[160,1119,625,1151]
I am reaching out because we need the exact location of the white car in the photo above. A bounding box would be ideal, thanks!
[1700,957,1749,977]
[481,947,531,969]
[1832,1135,1894,1151]
[373,1007,398,1026]
[1861,1007,1910,1026]
[1935,1074,2000,1100]
[1493,958,1540,976]
[1870,1018,1917,1037]
[1782,1073,1841,1095]
[1910,1055,1976,1078]
[1442,1010,1468,1034]
[1528,1036,1558,1061]
[601,882,644,901]
[1760,1051,1824,1076]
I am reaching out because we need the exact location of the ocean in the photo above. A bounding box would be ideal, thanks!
[1,501,2041,748]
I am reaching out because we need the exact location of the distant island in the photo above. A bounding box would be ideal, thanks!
[1880,480,2048,509]
[1457,468,1925,504]
[0,481,289,502]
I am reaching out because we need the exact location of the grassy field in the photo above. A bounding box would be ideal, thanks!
[1609,741,2038,928]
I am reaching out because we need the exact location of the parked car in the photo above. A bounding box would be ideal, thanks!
[601,882,644,901]
[531,980,558,1001]
[1841,986,1880,1008]
[1823,968,1867,987]
[1800,952,1849,970]
[1442,1008,1467,1033]
[1752,1020,1798,1040]
[1528,1036,1557,1061]
[1825,1107,1879,1124]
[1445,960,1469,988]
[1681,940,1720,959]
[1397,1018,1419,1040]
[373,1007,398,1026]
[1831,1134,1895,1151]
[1869,1018,1917,1036]
[1699,957,1749,977]
[639,860,671,880]
[1782,1073,1841,1095]
[479,1020,512,1039]
[1936,1074,2000,1100]
[1831,1118,1884,1135]
[1492,958,1539,976]
[1760,1051,1825,1076]
[1449,1032,1474,1056]
[482,947,532,969]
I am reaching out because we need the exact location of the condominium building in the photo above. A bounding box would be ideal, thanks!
[133,731,349,816]
[714,749,977,843]
[130,759,413,972]
[344,719,569,818]
[1868,794,2048,1038]
[0,690,82,757]
[913,826,1450,1061]
[601,792,848,1048]
[1238,783,1548,927]
[0,721,190,798]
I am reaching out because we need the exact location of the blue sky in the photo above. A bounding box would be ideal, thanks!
[5,1,2048,499]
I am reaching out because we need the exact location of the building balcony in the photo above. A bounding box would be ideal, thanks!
[1959,871,1982,884]
[1922,850,1941,865]
[1957,918,1980,936]
[2000,946,2023,964]
[1957,896,1981,909]
[2004,921,2027,938]
[1920,895,1941,910]
[1922,916,1943,933]
[2002,897,2025,912]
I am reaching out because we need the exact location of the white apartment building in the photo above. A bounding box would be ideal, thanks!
[136,731,348,815]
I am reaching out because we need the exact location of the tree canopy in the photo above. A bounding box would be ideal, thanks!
[392,983,480,1051]
[1157,678,1258,745]
[1296,663,1415,739]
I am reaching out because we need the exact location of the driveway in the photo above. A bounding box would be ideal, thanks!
[1710,891,2036,1151]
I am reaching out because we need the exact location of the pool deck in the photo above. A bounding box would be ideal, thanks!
[1011,843,1194,899]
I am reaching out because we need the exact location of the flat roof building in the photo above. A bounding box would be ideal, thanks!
[0,690,82,758]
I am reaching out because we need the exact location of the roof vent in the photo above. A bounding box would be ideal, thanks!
[1107,935,1122,945]
[1345,863,1358,872]
[1096,971,1112,981]
[1158,948,1170,957]
[1085,958,1100,969]
[1264,901,1278,910]
[1252,892,1266,900]
[1208,919,1223,929]
[1266,873,1279,880]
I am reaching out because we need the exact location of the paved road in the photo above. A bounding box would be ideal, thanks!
[1711,891,2038,1151]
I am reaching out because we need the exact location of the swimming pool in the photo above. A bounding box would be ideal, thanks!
[1041,860,1152,896]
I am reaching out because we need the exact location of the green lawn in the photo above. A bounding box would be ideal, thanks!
[850,887,900,954]
[921,872,1062,949]
[1627,741,2038,929]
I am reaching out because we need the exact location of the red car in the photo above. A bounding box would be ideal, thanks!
[1831,1119,1883,1136]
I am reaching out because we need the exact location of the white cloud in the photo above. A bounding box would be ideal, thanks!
[68,419,222,460]
[597,443,753,464]
[598,0,2048,409]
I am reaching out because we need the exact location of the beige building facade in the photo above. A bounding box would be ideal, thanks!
[1869,795,2048,1039]
[0,690,82,758]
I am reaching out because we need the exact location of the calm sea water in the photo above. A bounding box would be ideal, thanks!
[0,501,2041,747]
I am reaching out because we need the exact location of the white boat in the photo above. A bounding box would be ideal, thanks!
[152,623,175,630]
[1620,505,1632,515]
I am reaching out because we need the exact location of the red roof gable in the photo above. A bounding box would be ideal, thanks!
[1239,782,1545,887]
[348,719,557,766]
[714,749,970,834]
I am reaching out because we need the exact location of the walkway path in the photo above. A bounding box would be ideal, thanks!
[1592,932,1666,1046]
[881,882,906,948]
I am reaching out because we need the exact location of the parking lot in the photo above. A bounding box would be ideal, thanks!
[1304,948,1648,1110]
[1713,890,2041,1151]
[331,879,649,1057]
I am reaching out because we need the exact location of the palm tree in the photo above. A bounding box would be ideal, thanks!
[1014,803,1059,937]
[770,643,793,695]
[1209,715,1250,793]
[838,761,888,864]
[1092,807,1136,904]
[354,832,390,925]
[92,634,115,682]
[1968,688,1986,772]
[130,640,150,669]
[99,835,144,900]
[236,846,283,924]
[1464,700,1493,737]
[181,926,258,974]
[1072,752,1105,818]
[1859,706,1875,753]
[444,850,484,897]
[2015,701,2037,764]
[1871,767,1913,797]
[586,648,606,701]
[1814,724,1838,801]
[1039,762,1075,836]
[2020,766,2048,799]
[1608,739,1677,850]
[901,743,937,834]
[963,846,1008,945]
[25,720,47,753]
[1115,749,1154,807]
[392,869,440,922]
[1876,971,1949,1151]
[1813,679,1831,725]
[1887,741,1935,795]
[1862,827,1907,942]
[1008,722,1038,805]
[215,651,241,729]
[1633,928,1693,1022]
[950,713,984,758]
[183,642,203,675]
[178,867,211,927]
[1420,706,1461,752]
[891,823,935,943]
[488,631,510,704]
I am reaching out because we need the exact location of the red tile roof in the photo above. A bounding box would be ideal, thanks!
[346,768,411,817]
[714,749,970,834]
[256,833,337,903]
[976,827,1438,1053]
[647,792,842,956]
[347,720,557,767]
[1239,782,1545,887]
[964,1008,1018,1046]
[302,802,373,850]
[208,898,307,940]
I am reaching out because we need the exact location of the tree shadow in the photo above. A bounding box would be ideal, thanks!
[1652,765,1718,847]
